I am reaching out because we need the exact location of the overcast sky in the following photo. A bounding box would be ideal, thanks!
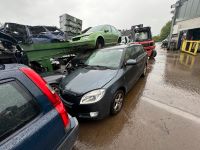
[0,0,176,35]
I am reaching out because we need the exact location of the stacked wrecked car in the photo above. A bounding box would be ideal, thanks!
[0,23,67,44]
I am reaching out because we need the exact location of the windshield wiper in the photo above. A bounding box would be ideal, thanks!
[88,65,113,70]
[76,62,88,67]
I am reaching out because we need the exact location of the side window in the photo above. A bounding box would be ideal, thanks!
[0,81,40,141]
[136,45,144,56]
[125,46,138,61]
[104,25,111,32]
[111,26,118,33]
[140,45,145,53]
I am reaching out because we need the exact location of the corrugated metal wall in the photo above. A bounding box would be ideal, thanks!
[176,0,200,22]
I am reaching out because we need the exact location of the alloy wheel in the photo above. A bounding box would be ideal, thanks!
[113,92,124,113]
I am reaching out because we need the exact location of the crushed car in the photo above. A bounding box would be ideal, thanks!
[0,22,67,44]
[27,26,66,43]
[0,31,29,65]
[71,24,121,49]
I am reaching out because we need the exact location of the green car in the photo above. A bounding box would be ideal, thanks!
[71,25,121,49]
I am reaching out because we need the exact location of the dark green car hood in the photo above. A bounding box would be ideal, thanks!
[60,67,118,95]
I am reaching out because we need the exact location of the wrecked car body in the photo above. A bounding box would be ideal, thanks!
[0,23,67,44]
[0,23,30,44]
[28,26,66,43]
[0,31,29,65]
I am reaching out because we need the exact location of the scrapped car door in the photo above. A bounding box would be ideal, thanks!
[124,46,139,91]
[103,25,113,45]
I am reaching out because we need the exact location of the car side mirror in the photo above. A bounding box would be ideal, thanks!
[104,29,109,33]
[125,59,137,66]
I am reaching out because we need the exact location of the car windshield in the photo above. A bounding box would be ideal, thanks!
[86,25,104,34]
[135,32,149,41]
[85,49,123,69]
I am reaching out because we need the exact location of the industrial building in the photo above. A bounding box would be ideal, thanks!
[59,13,82,39]
[171,0,200,49]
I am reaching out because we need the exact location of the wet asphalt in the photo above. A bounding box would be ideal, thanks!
[73,44,200,150]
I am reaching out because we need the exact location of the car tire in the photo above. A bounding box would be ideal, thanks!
[110,90,125,115]
[141,63,147,77]
[150,50,157,59]
[118,37,122,44]
[96,38,104,49]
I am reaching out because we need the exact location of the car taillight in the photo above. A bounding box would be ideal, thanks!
[20,67,70,128]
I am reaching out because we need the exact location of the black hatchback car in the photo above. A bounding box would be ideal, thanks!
[59,44,148,119]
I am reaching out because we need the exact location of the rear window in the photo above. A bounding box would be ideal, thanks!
[0,80,40,141]
[135,32,149,41]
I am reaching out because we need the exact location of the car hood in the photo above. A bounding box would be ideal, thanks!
[72,33,92,39]
[60,67,118,95]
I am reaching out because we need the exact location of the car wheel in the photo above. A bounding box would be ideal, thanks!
[96,38,104,49]
[150,50,157,59]
[141,63,147,77]
[110,90,125,115]
[118,37,122,44]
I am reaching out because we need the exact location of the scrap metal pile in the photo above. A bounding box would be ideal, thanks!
[0,23,68,44]
[0,31,28,65]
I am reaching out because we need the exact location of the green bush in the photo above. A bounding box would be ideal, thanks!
[153,35,160,42]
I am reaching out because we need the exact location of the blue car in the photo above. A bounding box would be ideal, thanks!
[0,64,78,150]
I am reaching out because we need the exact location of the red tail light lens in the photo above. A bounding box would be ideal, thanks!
[20,67,70,128]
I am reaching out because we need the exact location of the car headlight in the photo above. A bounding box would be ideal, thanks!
[80,89,105,105]
[81,35,90,40]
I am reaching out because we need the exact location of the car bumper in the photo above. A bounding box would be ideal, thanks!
[144,46,156,57]
[61,96,110,120]
[57,115,79,150]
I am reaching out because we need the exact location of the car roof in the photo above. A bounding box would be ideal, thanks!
[0,64,25,72]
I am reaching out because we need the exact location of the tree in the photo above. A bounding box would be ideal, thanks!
[159,21,172,41]
[153,35,160,42]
